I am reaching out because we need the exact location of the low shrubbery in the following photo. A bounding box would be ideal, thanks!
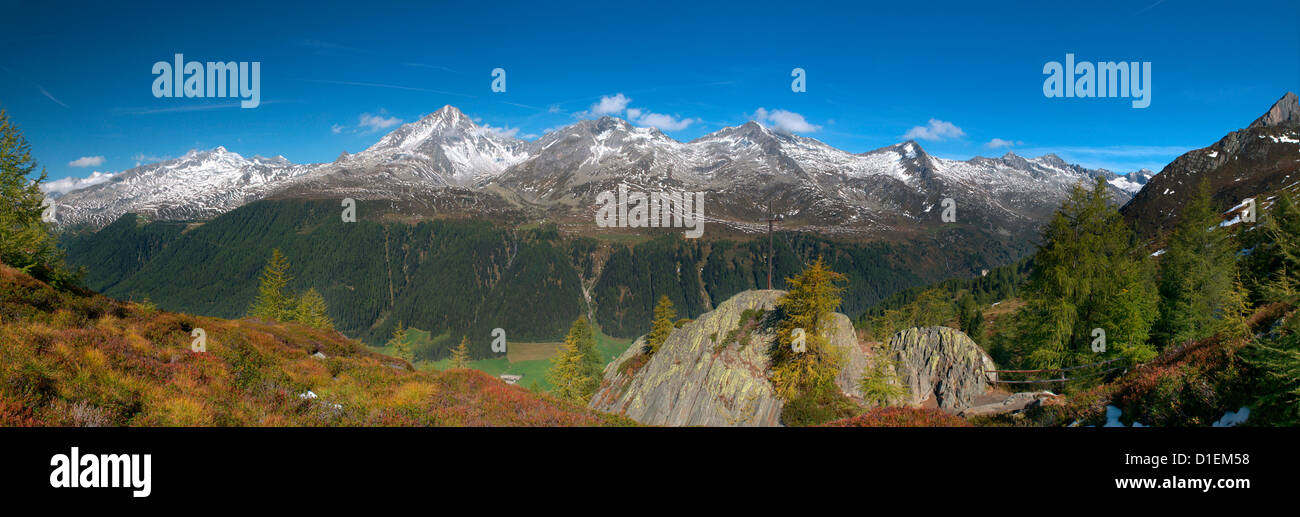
[0,265,628,427]
[822,407,971,427]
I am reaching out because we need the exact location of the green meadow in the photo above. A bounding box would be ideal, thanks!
[369,325,635,393]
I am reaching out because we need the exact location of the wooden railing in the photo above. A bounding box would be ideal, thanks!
[982,357,1129,385]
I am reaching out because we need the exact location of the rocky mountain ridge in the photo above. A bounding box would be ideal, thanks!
[1121,92,1300,237]
[51,105,1145,237]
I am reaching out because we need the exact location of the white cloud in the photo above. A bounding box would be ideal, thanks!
[41,170,118,196]
[68,155,104,168]
[578,93,631,118]
[474,123,520,139]
[1013,144,1193,172]
[331,124,344,134]
[132,153,167,166]
[627,109,696,131]
[358,111,402,133]
[575,94,697,131]
[547,104,562,114]
[904,119,966,141]
[985,138,1024,149]
[752,108,821,133]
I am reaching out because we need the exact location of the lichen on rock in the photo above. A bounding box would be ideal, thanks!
[888,326,997,411]
[589,289,868,426]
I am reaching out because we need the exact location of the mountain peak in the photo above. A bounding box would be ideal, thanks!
[1248,92,1300,129]
[424,105,472,128]
[1037,153,1068,166]
[895,140,927,159]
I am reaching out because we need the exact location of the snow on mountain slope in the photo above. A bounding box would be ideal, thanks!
[52,147,314,230]
[52,103,1148,233]
[1122,92,1300,237]
[342,105,528,186]
[1108,169,1155,194]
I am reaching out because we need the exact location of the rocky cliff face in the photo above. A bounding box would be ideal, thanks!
[1121,92,1300,238]
[588,290,868,426]
[888,326,997,411]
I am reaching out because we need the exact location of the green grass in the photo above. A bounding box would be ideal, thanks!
[369,324,635,394]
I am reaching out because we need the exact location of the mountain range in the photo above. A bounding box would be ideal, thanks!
[50,105,1149,240]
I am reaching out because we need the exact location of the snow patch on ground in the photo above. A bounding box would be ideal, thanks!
[1211,407,1250,427]
[1102,405,1147,427]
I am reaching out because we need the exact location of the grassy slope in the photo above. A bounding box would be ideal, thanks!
[0,265,632,427]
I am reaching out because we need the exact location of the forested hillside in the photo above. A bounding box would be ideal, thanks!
[62,199,1031,357]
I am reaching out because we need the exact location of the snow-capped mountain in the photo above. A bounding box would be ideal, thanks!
[52,102,1154,235]
[1107,169,1155,194]
[489,116,1133,235]
[339,105,528,186]
[494,116,695,198]
[52,147,313,230]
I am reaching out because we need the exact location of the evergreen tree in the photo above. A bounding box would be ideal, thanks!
[1152,182,1237,348]
[647,295,677,354]
[859,343,906,407]
[770,256,848,400]
[957,292,984,341]
[292,288,334,330]
[248,248,294,321]
[1217,274,1252,342]
[1012,178,1159,371]
[0,109,78,287]
[388,321,412,362]
[450,335,471,369]
[570,316,602,382]
[869,287,955,341]
[1247,316,1300,426]
[546,317,601,403]
[1250,192,1300,304]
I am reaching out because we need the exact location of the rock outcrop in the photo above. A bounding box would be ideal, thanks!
[888,326,996,411]
[958,391,1061,418]
[588,290,868,426]
[1248,91,1299,129]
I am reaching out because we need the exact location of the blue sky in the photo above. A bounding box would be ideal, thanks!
[1,0,1297,186]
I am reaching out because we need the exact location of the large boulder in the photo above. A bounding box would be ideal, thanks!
[589,290,867,426]
[888,326,997,411]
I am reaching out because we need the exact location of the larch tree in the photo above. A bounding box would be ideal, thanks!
[292,288,333,330]
[546,316,601,403]
[769,256,847,401]
[647,295,676,354]
[388,321,412,363]
[450,336,472,369]
[1011,178,1159,370]
[0,108,77,287]
[1152,182,1238,348]
[248,248,294,321]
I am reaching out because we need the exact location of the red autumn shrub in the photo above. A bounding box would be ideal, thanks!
[822,406,971,427]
